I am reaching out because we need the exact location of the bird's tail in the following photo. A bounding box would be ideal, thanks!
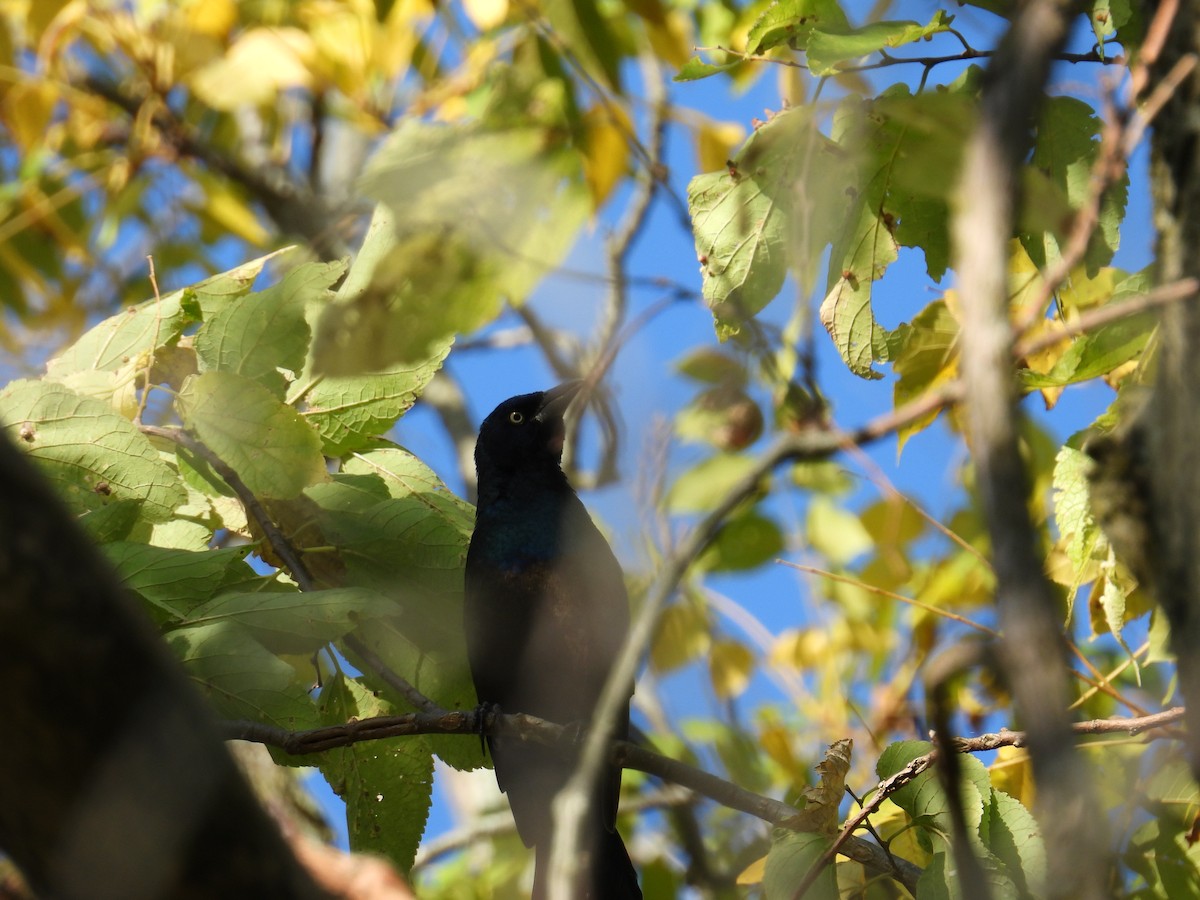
[532,827,641,900]
[596,826,642,899]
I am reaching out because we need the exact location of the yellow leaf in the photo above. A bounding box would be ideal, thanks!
[463,0,508,30]
[194,181,270,246]
[989,745,1035,808]
[709,638,754,698]
[2,80,57,153]
[27,0,75,41]
[694,119,746,174]
[650,601,710,673]
[304,1,373,95]
[770,627,829,670]
[581,103,631,210]
[645,9,693,68]
[737,855,766,885]
[182,0,236,37]
[871,798,931,866]
[189,27,315,110]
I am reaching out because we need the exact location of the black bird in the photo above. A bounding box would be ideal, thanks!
[464,382,641,899]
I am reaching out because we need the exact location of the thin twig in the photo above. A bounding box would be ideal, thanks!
[138,425,317,591]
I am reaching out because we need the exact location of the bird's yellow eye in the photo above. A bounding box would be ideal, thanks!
[509,411,524,424]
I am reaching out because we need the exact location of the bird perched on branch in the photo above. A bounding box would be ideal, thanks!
[464,382,640,899]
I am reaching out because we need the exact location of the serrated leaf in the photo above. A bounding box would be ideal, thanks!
[102,542,256,622]
[167,621,318,730]
[763,831,837,900]
[45,252,279,378]
[819,267,893,379]
[317,672,434,871]
[186,587,398,654]
[1021,96,1128,274]
[1052,446,1107,615]
[301,339,450,456]
[0,379,186,521]
[341,446,476,534]
[981,789,1046,897]
[876,740,991,839]
[194,259,346,396]
[807,12,954,75]
[689,107,852,337]
[746,0,848,54]
[177,371,327,500]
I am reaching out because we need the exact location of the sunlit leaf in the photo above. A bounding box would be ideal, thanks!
[746,0,848,54]
[195,260,345,396]
[0,379,186,521]
[317,672,434,871]
[177,371,327,500]
[806,12,954,75]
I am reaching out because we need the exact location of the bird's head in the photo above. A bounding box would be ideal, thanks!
[474,381,583,476]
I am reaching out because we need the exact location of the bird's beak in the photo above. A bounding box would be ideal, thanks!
[535,380,584,423]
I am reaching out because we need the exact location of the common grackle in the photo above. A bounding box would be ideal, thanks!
[465,382,641,899]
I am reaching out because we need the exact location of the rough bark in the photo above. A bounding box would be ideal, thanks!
[1147,0,1200,783]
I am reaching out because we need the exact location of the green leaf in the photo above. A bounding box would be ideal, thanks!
[689,107,851,337]
[167,621,318,730]
[701,510,784,571]
[322,125,587,373]
[806,12,954,75]
[981,790,1046,897]
[102,542,256,622]
[78,500,144,543]
[186,587,398,654]
[1021,96,1128,274]
[763,831,837,900]
[303,474,469,615]
[1052,446,1106,587]
[341,446,476,534]
[0,379,186,521]
[45,251,280,378]
[317,672,434,871]
[301,338,450,456]
[665,452,762,513]
[542,0,622,90]
[747,0,849,54]
[876,740,991,839]
[819,266,893,380]
[673,55,739,81]
[674,347,748,386]
[194,260,346,397]
[1019,306,1154,389]
[177,371,327,500]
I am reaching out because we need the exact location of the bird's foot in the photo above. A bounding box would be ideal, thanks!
[474,701,500,755]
